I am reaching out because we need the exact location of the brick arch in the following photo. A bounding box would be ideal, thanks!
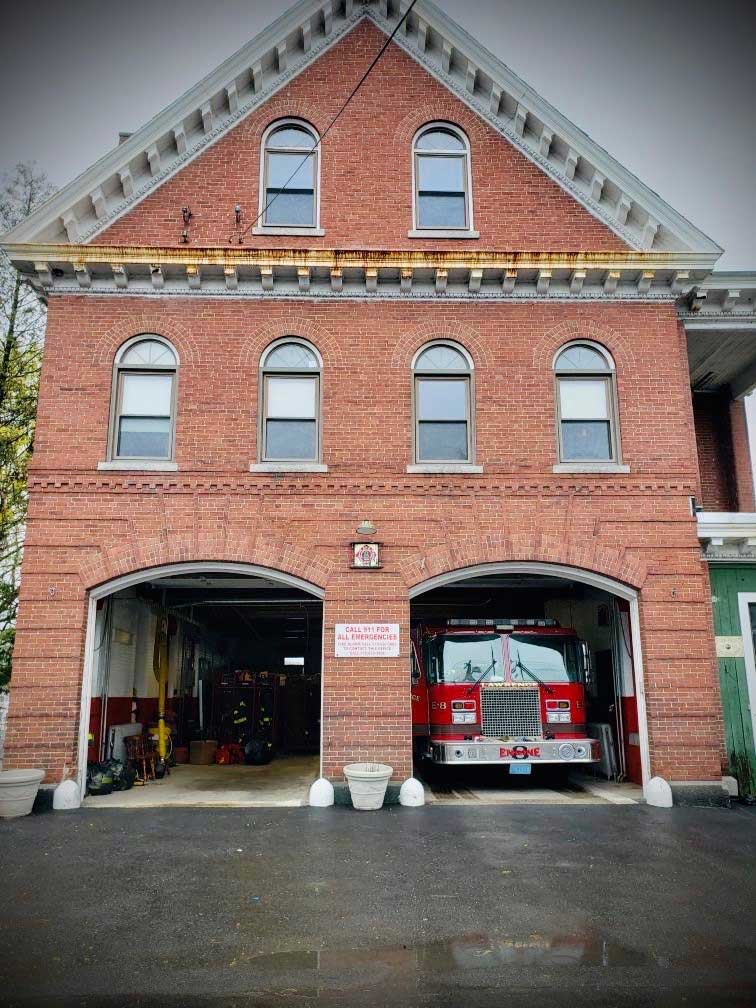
[249,100,330,143]
[93,315,198,368]
[238,316,343,369]
[531,320,636,373]
[400,532,647,593]
[393,102,487,150]
[78,533,333,595]
[390,320,492,370]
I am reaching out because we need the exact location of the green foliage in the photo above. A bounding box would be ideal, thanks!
[0,163,55,691]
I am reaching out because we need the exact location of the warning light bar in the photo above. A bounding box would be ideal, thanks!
[446,618,560,628]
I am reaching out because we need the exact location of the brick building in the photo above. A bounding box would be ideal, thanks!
[2,0,754,805]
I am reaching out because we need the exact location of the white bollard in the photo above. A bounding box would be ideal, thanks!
[399,777,425,807]
[53,778,81,811]
[308,777,334,807]
[721,775,739,798]
[644,775,673,808]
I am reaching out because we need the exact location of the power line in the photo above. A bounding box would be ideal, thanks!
[235,0,418,242]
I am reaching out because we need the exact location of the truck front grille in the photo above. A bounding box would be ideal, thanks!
[480,686,542,738]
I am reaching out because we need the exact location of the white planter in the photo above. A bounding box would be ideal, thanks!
[343,762,393,810]
[0,769,45,819]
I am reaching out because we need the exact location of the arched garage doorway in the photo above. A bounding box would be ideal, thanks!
[409,562,650,798]
[78,562,324,805]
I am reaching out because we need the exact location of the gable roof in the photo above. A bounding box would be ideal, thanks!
[2,0,722,261]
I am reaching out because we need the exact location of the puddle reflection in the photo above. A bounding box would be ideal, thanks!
[248,931,655,973]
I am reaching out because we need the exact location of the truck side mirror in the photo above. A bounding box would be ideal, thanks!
[411,654,421,685]
[581,641,593,686]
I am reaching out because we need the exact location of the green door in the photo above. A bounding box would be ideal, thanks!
[710,565,756,799]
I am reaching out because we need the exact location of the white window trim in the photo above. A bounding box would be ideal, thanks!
[250,461,328,473]
[407,463,483,474]
[410,122,475,237]
[257,336,324,466]
[257,118,322,234]
[106,334,179,467]
[412,339,476,466]
[552,462,630,474]
[98,460,179,472]
[737,593,756,754]
[408,228,479,240]
[553,340,623,467]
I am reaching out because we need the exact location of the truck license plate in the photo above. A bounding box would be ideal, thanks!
[509,763,532,775]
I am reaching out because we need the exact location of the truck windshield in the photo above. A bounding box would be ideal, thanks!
[431,634,505,685]
[508,634,581,684]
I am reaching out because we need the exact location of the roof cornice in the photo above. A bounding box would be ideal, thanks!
[2,0,723,258]
[4,242,716,301]
[677,270,756,329]
[698,512,756,562]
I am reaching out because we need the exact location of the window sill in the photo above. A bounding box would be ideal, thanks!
[250,462,329,473]
[97,460,178,472]
[406,463,484,474]
[552,463,631,474]
[251,226,325,237]
[407,229,480,240]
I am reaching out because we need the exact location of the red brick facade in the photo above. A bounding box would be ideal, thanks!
[3,19,727,786]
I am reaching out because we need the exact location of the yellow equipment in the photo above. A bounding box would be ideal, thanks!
[152,609,170,761]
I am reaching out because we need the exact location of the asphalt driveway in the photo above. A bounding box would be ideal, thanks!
[1,803,755,1007]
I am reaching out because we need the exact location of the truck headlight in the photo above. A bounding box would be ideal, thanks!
[452,712,477,724]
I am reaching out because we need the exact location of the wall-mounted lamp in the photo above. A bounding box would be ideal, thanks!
[356,519,377,538]
[180,229,189,244]
[234,204,242,225]
[182,207,193,225]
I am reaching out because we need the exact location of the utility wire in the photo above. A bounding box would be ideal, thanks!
[234,0,418,242]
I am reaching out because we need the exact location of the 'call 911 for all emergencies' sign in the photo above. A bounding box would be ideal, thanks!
[335,624,400,658]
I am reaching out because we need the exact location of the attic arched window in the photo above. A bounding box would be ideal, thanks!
[110,336,178,461]
[412,341,474,463]
[260,120,320,230]
[412,123,473,232]
[554,342,620,463]
[259,338,322,462]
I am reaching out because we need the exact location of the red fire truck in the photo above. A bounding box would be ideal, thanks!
[411,618,600,775]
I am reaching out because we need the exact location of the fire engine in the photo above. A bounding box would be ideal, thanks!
[411,618,600,774]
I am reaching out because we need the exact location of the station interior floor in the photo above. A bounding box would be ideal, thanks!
[83,754,642,808]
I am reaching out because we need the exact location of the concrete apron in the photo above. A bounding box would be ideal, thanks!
[79,757,644,809]
[82,755,319,809]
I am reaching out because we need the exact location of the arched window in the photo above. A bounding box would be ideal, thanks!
[260,339,322,462]
[110,336,178,461]
[413,124,472,231]
[260,120,319,229]
[413,342,473,463]
[554,342,619,463]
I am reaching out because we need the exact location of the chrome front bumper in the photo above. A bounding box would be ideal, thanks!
[430,738,599,765]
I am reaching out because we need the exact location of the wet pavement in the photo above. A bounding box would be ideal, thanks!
[1,802,755,1007]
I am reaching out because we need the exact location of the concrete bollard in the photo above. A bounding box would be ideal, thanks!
[308,777,334,807]
[644,775,673,808]
[399,777,425,807]
[53,779,81,811]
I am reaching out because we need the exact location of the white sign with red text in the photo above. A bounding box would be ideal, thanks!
[334,623,400,658]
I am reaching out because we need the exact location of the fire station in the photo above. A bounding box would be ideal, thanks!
[2,0,755,809]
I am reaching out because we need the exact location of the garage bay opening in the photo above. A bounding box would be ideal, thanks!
[410,567,645,804]
[85,569,322,807]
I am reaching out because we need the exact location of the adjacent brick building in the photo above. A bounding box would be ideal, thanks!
[3,0,753,801]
